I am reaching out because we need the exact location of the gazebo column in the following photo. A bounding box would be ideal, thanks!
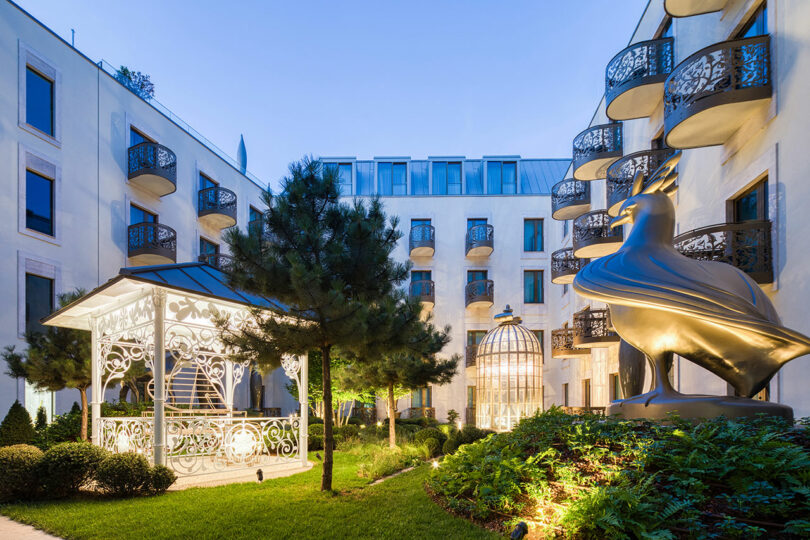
[90,316,101,445]
[153,290,167,466]
[300,352,308,467]
[225,361,234,411]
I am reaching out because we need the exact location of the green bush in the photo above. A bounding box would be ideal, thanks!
[0,401,36,447]
[423,437,440,458]
[39,442,107,497]
[149,465,176,494]
[308,416,323,425]
[413,427,447,456]
[357,442,432,480]
[307,424,361,449]
[42,409,84,445]
[0,444,43,501]
[95,453,151,496]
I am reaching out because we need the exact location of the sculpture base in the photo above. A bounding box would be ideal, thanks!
[607,390,793,422]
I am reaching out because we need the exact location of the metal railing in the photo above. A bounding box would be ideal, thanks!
[573,307,619,347]
[409,280,435,304]
[128,142,177,186]
[128,222,177,262]
[606,148,677,215]
[465,279,494,307]
[551,248,589,284]
[465,224,494,255]
[551,178,591,221]
[572,123,623,180]
[198,253,234,270]
[606,37,674,119]
[465,344,478,368]
[409,224,435,254]
[198,186,237,222]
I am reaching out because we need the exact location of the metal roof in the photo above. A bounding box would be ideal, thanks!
[519,159,571,194]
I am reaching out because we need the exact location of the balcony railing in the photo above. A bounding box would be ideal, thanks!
[198,253,234,271]
[406,407,435,419]
[409,280,435,306]
[573,210,624,258]
[409,224,435,257]
[606,37,673,120]
[673,220,773,284]
[572,123,623,181]
[128,222,177,265]
[606,148,677,216]
[465,406,476,426]
[551,328,590,358]
[551,179,591,221]
[465,344,478,368]
[664,35,771,149]
[198,186,237,229]
[551,248,589,285]
[465,224,494,257]
[465,279,494,308]
[127,142,177,197]
[573,307,620,348]
[664,0,727,18]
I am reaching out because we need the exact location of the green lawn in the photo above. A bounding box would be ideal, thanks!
[1,452,498,540]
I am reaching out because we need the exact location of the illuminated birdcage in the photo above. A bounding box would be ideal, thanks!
[476,305,543,431]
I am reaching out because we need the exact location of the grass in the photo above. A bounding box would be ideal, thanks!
[1,451,498,540]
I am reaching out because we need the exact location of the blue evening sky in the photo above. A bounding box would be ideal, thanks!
[17,0,648,189]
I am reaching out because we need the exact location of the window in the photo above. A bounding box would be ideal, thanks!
[412,270,431,282]
[26,169,54,236]
[524,270,544,304]
[324,162,352,196]
[531,330,544,364]
[377,162,407,195]
[563,283,569,296]
[249,206,262,224]
[562,219,569,239]
[657,17,673,39]
[467,269,487,283]
[562,383,569,407]
[411,218,431,229]
[737,4,767,39]
[583,379,592,408]
[200,237,219,257]
[410,161,429,195]
[411,386,432,408]
[609,373,622,402]
[356,161,374,195]
[25,273,53,335]
[130,127,152,147]
[199,173,217,191]
[524,219,544,252]
[467,330,487,347]
[730,178,768,222]
[130,204,157,225]
[432,162,462,195]
[411,271,431,297]
[249,206,263,236]
[25,67,54,136]
[487,161,517,194]
[464,161,483,194]
[467,386,475,409]
[467,218,487,231]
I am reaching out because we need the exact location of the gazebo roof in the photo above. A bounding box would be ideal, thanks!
[43,262,284,330]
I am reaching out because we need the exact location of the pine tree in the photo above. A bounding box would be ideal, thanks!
[0,401,36,446]
[219,156,408,491]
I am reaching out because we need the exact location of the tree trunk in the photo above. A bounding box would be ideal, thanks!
[388,383,396,448]
[119,383,129,403]
[79,386,89,441]
[320,345,334,492]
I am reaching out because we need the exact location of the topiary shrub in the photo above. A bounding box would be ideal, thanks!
[0,444,43,501]
[39,442,107,497]
[95,452,151,496]
[423,437,440,458]
[442,434,460,455]
[0,401,36,447]
[413,427,447,455]
[149,465,176,494]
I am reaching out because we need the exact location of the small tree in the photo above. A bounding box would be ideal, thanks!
[115,66,155,99]
[0,401,36,446]
[2,346,27,402]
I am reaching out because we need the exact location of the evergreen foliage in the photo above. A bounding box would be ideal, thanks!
[0,444,43,501]
[39,442,107,497]
[0,401,36,446]
[149,465,177,494]
[95,453,152,496]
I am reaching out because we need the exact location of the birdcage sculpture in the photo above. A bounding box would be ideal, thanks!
[476,306,543,431]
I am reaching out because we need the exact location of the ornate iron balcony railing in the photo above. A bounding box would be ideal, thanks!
[572,123,623,181]
[551,328,590,358]
[198,253,234,270]
[551,248,589,285]
[409,279,435,305]
[465,279,494,308]
[465,344,478,368]
[606,148,677,216]
[128,222,177,263]
[198,186,237,228]
[551,178,591,221]
[606,37,674,120]
[127,142,177,196]
[409,224,435,256]
[573,210,624,259]
[406,407,435,419]
[673,220,773,284]
[465,224,494,256]
[573,307,620,348]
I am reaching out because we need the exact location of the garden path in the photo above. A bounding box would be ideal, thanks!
[0,516,60,539]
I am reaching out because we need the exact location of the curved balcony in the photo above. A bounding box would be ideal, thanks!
[551,179,591,221]
[409,224,435,257]
[606,148,677,216]
[128,142,177,197]
[465,345,477,368]
[673,220,773,284]
[128,222,177,265]
[573,211,624,258]
[465,224,494,257]
[198,253,234,270]
[198,187,237,229]
[409,279,435,309]
[551,328,590,359]
[664,36,771,149]
[606,37,674,121]
[573,123,623,181]
[573,307,620,348]
[465,279,494,309]
[551,248,589,285]
[664,0,727,17]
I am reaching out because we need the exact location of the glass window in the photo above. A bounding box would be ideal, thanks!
[26,66,54,136]
[658,17,673,39]
[432,162,461,195]
[562,383,569,407]
[199,173,217,191]
[467,386,475,408]
[524,219,544,252]
[25,273,53,335]
[26,170,54,236]
[130,204,157,225]
[356,161,374,195]
[487,161,517,194]
[531,329,544,364]
[609,373,621,401]
[249,206,262,223]
[737,4,767,38]
[410,161,429,195]
[249,206,263,236]
[200,237,219,257]
[411,218,430,229]
[411,270,431,282]
[377,162,406,196]
[583,379,592,408]
[411,386,431,408]
[733,178,768,222]
[467,218,487,230]
[324,162,352,196]
[464,161,483,195]
[467,269,487,283]
[129,127,151,147]
[467,330,487,346]
[524,270,544,304]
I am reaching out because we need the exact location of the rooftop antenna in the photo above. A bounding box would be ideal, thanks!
[71,29,75,47]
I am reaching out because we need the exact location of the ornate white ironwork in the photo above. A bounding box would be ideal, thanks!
[98,417,154,457]
[281,355,302,391]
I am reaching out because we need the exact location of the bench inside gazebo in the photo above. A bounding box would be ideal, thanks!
[42,262,309,485]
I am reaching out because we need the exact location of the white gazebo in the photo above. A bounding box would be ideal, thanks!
[43,262,308,480]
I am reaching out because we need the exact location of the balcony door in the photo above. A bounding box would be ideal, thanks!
[467,270,487,283]
[729,178,768,223]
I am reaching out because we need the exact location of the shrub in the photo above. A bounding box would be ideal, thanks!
[0,444,43,501]
[446,409,460,424]
[0,401,36,447]
[39,442,107,497]
[43,409,84,445]
[34,406,48,431]
[308,416,323,425]
[149,465,176,494]
[413,427,447,455]
[423,437,440,458]
[95,453,151,496]
[358,442,431,480]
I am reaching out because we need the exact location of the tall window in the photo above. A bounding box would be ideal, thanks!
[467,269,487,283]
[249,206,262,237]
[130,127,152,147]
[562,383,569,407]
[609,373,622,402]
[531,330,544,364]
[130,204,157,225]
[200,237,219,257]
[583,379,592,408]
[524,270,544,304]
[562,219,569,239]
[467,386,475,409]
[467,218,487,231]
[487,161,517,194]
[410,161,429,195]
[432,162,462,195]
[464,161,483,194]
[467,330,486,347]
[411,386,432,408]
[25,66,54,136]
[25,273,54,335]
[324,162,352,196]
[377,162,407,195]
[657,17,673,39]
[26,169,54,236]
[199,173,217,191]
[737,4,767,38]
[524,219,544,252]
[731,178,768,222]
[411,270,431,282]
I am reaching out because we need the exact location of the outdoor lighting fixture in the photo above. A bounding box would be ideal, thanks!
[432,460,439,468]
[376,421,382,428]
[256,468,264,482]
[456,420,463,431]
[476,306,543,432]
[360,424,366,429]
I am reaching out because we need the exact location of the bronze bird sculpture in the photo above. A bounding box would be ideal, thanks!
[573,152,810,419]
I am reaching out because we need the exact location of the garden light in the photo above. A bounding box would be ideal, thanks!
[456,420,463,431]
[432,460,439,469]
[360,424,366,429]
[376,421,382,428]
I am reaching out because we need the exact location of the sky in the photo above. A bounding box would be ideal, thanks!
[16,0,648,190]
